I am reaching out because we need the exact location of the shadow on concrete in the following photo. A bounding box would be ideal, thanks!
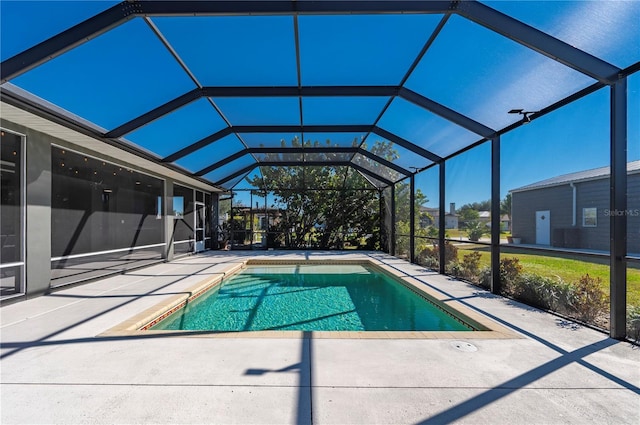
[359,253,640,423]
[415,338,634,424]
[244,331,312,425]
[0,261,229,360]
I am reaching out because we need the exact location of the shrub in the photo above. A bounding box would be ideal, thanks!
[416,251,438,269]
[627,306,640,342]
[446,261,463,276]
[471,259,521,292]
[478,266,491,289]
[465,221,488,242]
[445,241,459,264]
[516,273,572,312]
[568,274,609,323]
[417,241,458,270]
[460,251,482,281]
[500,257,523,296]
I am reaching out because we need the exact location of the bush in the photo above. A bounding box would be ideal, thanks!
[417,241,458,270]
[478,266,491,289]
[460,251,482,279]
[568,274,609,323]
[416,253,438,269]
[465,221,488,242]
[434,254,613,333]
[627,306,640,342]
[500,257,523,296]
[467,259,520,292]
[516,273,572,312]
[446,261,463,276]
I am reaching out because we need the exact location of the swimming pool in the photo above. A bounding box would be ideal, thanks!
[150,263,476,332]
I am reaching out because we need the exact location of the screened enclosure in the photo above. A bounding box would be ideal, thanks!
[1,1,638,338]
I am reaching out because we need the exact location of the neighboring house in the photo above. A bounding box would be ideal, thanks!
[421,203,459,229]
[477,211,491,225]
[510,161,640,254]
[500,214,511,232]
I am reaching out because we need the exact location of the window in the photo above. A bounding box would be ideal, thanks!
[1,128,24,298]
[583,207,597,227]
[173,196,184,218]
[50,146,164,286]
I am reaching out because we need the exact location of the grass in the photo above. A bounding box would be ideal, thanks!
[455,244,640,307]
[445,229,467,238]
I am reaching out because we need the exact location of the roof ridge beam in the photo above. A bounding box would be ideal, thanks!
[232,125,373,133]
[203,86,399,97]
[105,88,390,138]
[214,161,395,187]
[138,1,454,16]
[195,147,364,177]
[455,1,621,84]
[252,147,360,154]
[105,86,470,140]
[196,146,410,177]
[161,125,374,164]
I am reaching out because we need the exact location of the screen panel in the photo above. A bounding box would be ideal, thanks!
[152,16,297,86]
[12,19,196,130]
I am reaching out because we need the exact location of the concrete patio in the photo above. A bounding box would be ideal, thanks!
[1,251,638,424]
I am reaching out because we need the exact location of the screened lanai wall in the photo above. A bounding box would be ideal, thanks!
[0,1,638,339]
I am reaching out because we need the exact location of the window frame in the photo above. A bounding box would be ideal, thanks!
[582,207,597,227]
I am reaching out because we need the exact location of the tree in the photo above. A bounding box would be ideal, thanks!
[458,207,480,227]
[460,200,491,212]
[245,136,397,249]
[465,220,488,241]
[393,180,432,257]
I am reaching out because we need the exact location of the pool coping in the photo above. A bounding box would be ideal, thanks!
[100,258,521,339]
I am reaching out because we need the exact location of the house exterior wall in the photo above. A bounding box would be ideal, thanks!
[511,173,640,253]
[575,179,609,250]
[511,185,573,246]
[445,215,458,229]
[627,175,640,255]
[1,118,217,301]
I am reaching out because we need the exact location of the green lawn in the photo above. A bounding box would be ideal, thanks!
[455,245,640,307]
[445,229,467,238]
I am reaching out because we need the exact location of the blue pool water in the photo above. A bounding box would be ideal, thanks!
[152,264,472,331]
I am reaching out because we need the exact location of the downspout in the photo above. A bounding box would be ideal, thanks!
[570,183,577,226]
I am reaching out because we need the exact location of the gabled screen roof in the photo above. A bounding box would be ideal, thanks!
[1,1,637,190]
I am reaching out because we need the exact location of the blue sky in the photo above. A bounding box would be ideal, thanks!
[1,1,638,208]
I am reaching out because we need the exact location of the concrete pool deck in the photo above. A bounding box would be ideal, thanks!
[1,251,638,424]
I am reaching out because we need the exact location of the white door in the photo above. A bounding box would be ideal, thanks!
[536,210,550,245]
[194,202,205,252]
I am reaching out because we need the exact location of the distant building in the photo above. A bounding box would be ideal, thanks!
[500,214,511,232]
[461,211,509,230]
[421,203,458,229]
[477,211,491,224]
[510,161,640,253]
